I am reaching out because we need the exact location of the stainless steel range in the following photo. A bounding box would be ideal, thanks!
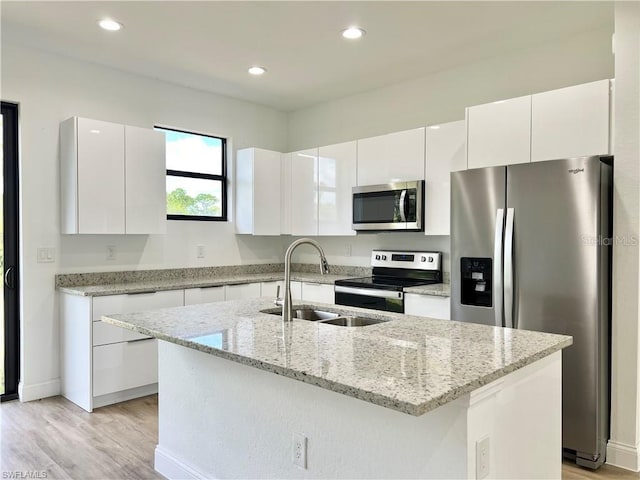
[334,250,442,313]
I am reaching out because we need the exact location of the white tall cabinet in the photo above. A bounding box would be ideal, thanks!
[290,148,319,236]
[356,127,426,185]
[424,121,466,236]
[318,141,357,236]
[235,148,282,235]
[60,117,166,234]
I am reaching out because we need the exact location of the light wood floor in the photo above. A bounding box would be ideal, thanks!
[1,394,638,480]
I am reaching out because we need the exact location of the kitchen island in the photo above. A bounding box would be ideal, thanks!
[103,298,571,479]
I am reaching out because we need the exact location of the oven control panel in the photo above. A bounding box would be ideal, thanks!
[371,250,441,270]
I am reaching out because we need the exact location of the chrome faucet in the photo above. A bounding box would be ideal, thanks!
[282,238,330,322]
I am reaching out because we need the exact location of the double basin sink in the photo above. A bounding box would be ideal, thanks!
[262,307,387,327]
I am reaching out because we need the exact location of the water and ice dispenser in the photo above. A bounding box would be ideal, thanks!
[460,258,492,307]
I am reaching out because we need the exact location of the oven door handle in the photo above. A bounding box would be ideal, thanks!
[335,285,403,300]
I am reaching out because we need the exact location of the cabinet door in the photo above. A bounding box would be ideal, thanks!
[404,294,450,320]
[318,141,357,236]
[425,121,466,236]
[125,126,167,234]
[357,128,425,185]
[236,148,282,235]
[225,283,261,300]
[261,281,302,301]
[93,339,158,396]
[280,153,292,235]
[467,96,531,168]
[301,282,334,304]
[77,118,126,233]
[184,286,226,305]
[531,79,611,162]
[290,149,318,235]
[92,289,184,322]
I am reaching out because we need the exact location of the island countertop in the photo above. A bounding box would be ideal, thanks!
[102,298,571,416]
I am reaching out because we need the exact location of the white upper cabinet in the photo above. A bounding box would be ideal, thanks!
[531,79,611,162]
[356,127,426,185]
[318,141,357,236]
[280,153,292,235]
[425,120,466,236]
[125,126,167,234]
[235,148,282,236]
[466,95,532,169]
[61,117,126,234]
[290,148,319,236]
[60,117,166,234]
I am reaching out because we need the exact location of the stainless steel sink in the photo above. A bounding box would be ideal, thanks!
[319,316,386,327]
[261,307,387,327]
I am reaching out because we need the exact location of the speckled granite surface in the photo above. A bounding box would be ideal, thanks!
[56,264,451,298]
[404,283,451,297]
[103,298,571,416]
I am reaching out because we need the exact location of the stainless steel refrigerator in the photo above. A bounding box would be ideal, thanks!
[451,155,611,469]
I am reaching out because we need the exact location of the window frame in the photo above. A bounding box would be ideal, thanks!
[158,125,228,222]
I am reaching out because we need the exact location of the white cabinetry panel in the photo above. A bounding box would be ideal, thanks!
[61,117,125,234]
[125,125,167,234]
[301,282,334,304]
[425,120,466,236]
[184,286,226,305]
[357,128,425,185]
[93,339,158,397]
[318,141,357,236]
[280,153,292,235]
[225,283,261,300]
[92,290,184,322]
[404,294,450,320]
[93,322,150,346]
[290,149,319,236]
[261,281,302,301]
[467,96,532,168]
[531,79,611,161]
[236,148,282,235]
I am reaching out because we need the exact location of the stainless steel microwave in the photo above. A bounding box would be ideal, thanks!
[352,180,424,231]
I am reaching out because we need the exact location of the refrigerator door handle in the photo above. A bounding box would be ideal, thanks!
[494,209,505,327]
[504,208,515,329]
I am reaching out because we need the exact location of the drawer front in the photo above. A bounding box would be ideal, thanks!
[184,286,225,306]
[93,321,150,346]
[93,339,158,396]
[92,289,184,321]
[404,294,451,320]
[301,282,334,304]
[224,283,261,300]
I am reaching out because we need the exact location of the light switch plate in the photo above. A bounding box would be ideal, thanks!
[37,247,55,263]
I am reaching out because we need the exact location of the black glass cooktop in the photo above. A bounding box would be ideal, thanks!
[335,275,438,291]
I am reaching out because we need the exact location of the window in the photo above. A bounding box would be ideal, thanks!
[156,126,227,221]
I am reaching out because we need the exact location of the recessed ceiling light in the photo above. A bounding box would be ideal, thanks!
[248,66,266,76]
[342,27,365,40]
[98,19,123,31]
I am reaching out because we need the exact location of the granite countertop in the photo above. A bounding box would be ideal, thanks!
[57,272,352,297]
[103,298,571,416]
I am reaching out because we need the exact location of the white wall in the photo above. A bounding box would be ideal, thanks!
[607,2,640,471]
[1,42,288,400]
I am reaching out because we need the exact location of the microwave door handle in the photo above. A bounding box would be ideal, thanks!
[399,189,407,222]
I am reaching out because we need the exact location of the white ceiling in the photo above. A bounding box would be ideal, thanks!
[1,1,613,112]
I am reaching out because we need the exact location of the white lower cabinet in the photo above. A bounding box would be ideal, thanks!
[184,286,226,305]
[224,282,261,300]
[60,289,184,412]
[260,280,302,301]
[301,282,334,304]
[404,294,450,320]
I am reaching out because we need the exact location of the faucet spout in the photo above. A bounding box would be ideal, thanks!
[283,238,329,322]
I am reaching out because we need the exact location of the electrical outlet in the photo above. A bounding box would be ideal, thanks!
[476,436,490,479]
[106,245,116,261]
[37,247,55,263]
[197,245,205,259]
[292,433,307,469]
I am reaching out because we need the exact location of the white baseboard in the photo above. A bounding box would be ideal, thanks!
[154,445,211,480]
[18,378,61,402]
[607,440,640,472]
